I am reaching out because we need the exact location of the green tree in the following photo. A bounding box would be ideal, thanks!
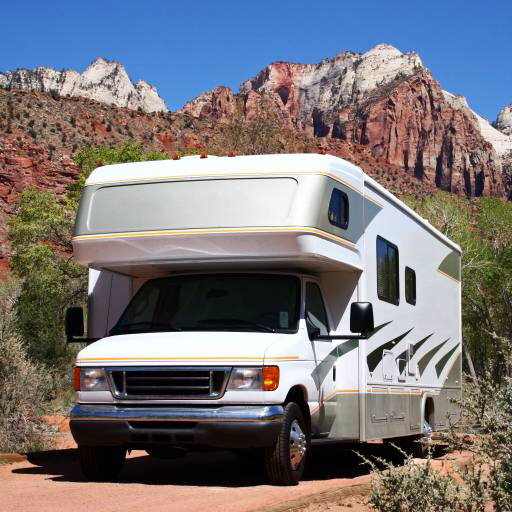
[7,189,86,367]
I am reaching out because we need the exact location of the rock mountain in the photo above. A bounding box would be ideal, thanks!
[183,43,510,197]
[1,43,512,201]
[0,57,167,113]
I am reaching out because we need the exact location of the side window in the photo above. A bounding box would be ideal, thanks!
[305,282,329,337]
[328,188,349,229]
[405,267,416,305]
[376,236,399,305]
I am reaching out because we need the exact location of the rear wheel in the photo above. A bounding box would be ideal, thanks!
[78,445,126,481]
[388,419,432,459]
[264,402,309,485]
[395,434,428,458]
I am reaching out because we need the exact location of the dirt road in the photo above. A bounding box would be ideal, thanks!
[1,438,465,512]
[0,442,386,512]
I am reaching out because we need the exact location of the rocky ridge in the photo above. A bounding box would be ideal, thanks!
[239,43,423,128]
[0,58,167,113]
[0,84,442,275]
[184,44,504,197]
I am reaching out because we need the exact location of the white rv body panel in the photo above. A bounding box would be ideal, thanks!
[70,153,461,456]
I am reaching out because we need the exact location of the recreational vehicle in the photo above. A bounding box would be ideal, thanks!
[67,153,462,485]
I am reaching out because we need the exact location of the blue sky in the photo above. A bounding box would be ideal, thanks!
[1,0,510,120]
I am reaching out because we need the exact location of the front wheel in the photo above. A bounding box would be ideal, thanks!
[264,402,309,485]
[78,445,126,481]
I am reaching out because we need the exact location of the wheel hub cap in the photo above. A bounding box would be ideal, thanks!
[289,419,307,470]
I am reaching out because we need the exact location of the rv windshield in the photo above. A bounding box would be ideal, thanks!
[110,274,301,336]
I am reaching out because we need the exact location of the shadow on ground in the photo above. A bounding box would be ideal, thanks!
[11,443,447,487]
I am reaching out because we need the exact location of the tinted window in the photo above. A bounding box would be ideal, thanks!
[112,274,300,335]
[328,189,349,229]
[376,236,399,305]
[405,267,416,305]
[305,282,329,337]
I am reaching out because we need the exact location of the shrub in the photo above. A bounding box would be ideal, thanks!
[363,449,467,511]
[213,95,283,155]
[0,279,54,452]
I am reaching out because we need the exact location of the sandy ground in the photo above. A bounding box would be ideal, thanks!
[0,435,462,512]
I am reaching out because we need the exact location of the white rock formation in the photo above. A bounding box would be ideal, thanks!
[494,104,512,136]
[0,58,167,113]
[239,43,424,124]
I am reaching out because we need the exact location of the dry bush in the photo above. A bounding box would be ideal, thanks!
[365,366,512,511]
[0,279,54,452]
[364,449,464,511]
[362,445,487,512]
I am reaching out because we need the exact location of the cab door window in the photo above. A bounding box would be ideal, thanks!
[305,282,329,338]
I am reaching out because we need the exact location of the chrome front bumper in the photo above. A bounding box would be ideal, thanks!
[70,404,284,422]
[70,404,285,448]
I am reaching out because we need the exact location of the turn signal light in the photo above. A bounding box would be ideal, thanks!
[73,366,80,391]
[262,366,279,391]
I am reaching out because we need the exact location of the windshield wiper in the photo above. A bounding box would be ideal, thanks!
[109,321,181,336]
[184,318,276,333]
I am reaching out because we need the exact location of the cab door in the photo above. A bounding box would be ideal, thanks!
[304,280,337,434]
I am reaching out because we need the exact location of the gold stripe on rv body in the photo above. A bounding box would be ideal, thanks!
[72,226,358,250]
[366,388,422,396]
[76,355,299,362]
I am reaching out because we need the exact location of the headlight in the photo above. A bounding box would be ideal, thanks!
[74,367,109,391]
[227,366,279,391]
[228,368,262,390]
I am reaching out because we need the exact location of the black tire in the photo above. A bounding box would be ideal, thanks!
[78,445,126,481]
[264,402,310,485]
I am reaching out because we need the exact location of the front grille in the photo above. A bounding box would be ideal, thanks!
[108,367,231,400]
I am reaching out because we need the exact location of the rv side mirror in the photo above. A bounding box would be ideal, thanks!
[305,315,321,340]
[65,307,84,342]
[350,302,374,336]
